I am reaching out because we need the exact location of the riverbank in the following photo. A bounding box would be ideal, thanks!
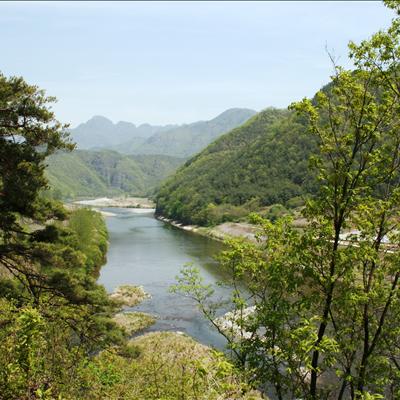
[70,197,260,242]
[156,215,261,243]
[74,196,155,208]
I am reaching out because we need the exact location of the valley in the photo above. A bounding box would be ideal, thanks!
[2,2,399,398]
[46,108,256,200]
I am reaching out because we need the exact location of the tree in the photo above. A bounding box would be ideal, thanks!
[0,74,112,307]
[0,74,123,398]
[0,73,73,301]
[173,5,400,399]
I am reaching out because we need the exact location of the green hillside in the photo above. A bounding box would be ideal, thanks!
[46,150,184,199]
[155,108,318,225]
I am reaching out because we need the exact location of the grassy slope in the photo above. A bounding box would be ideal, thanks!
[89,331,263,399]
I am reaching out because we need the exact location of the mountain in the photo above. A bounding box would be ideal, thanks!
[70,116,176,150]
[70,109,256,157]
[155,108,318,226]
[129,108,257,158]
[45,150,184,199]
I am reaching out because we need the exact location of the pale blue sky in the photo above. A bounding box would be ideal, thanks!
[0,1,395,127]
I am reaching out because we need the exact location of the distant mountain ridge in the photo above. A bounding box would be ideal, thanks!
[130,108,257,158]
[70,108,257,158]
[71,116,177,150]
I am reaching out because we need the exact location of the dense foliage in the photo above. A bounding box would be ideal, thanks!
[173,4,400,399]
[0,73,127,397]
[0,207,123,398]
[156,108,318,225]
[46,149,185,199]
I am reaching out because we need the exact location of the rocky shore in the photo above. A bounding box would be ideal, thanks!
[110,284,151,307]
[110,285,156,335]
[156,215,260,243]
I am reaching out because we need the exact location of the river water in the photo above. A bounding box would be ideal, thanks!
[98,207,232,349]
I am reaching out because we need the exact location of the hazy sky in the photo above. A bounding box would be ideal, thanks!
[0,1,395,127]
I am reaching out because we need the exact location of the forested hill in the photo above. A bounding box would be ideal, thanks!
[46,150,184,199]
[130,108,257,157]
[155,107,318,225]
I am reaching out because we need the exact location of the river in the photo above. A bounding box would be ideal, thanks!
[98,207,232,349]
